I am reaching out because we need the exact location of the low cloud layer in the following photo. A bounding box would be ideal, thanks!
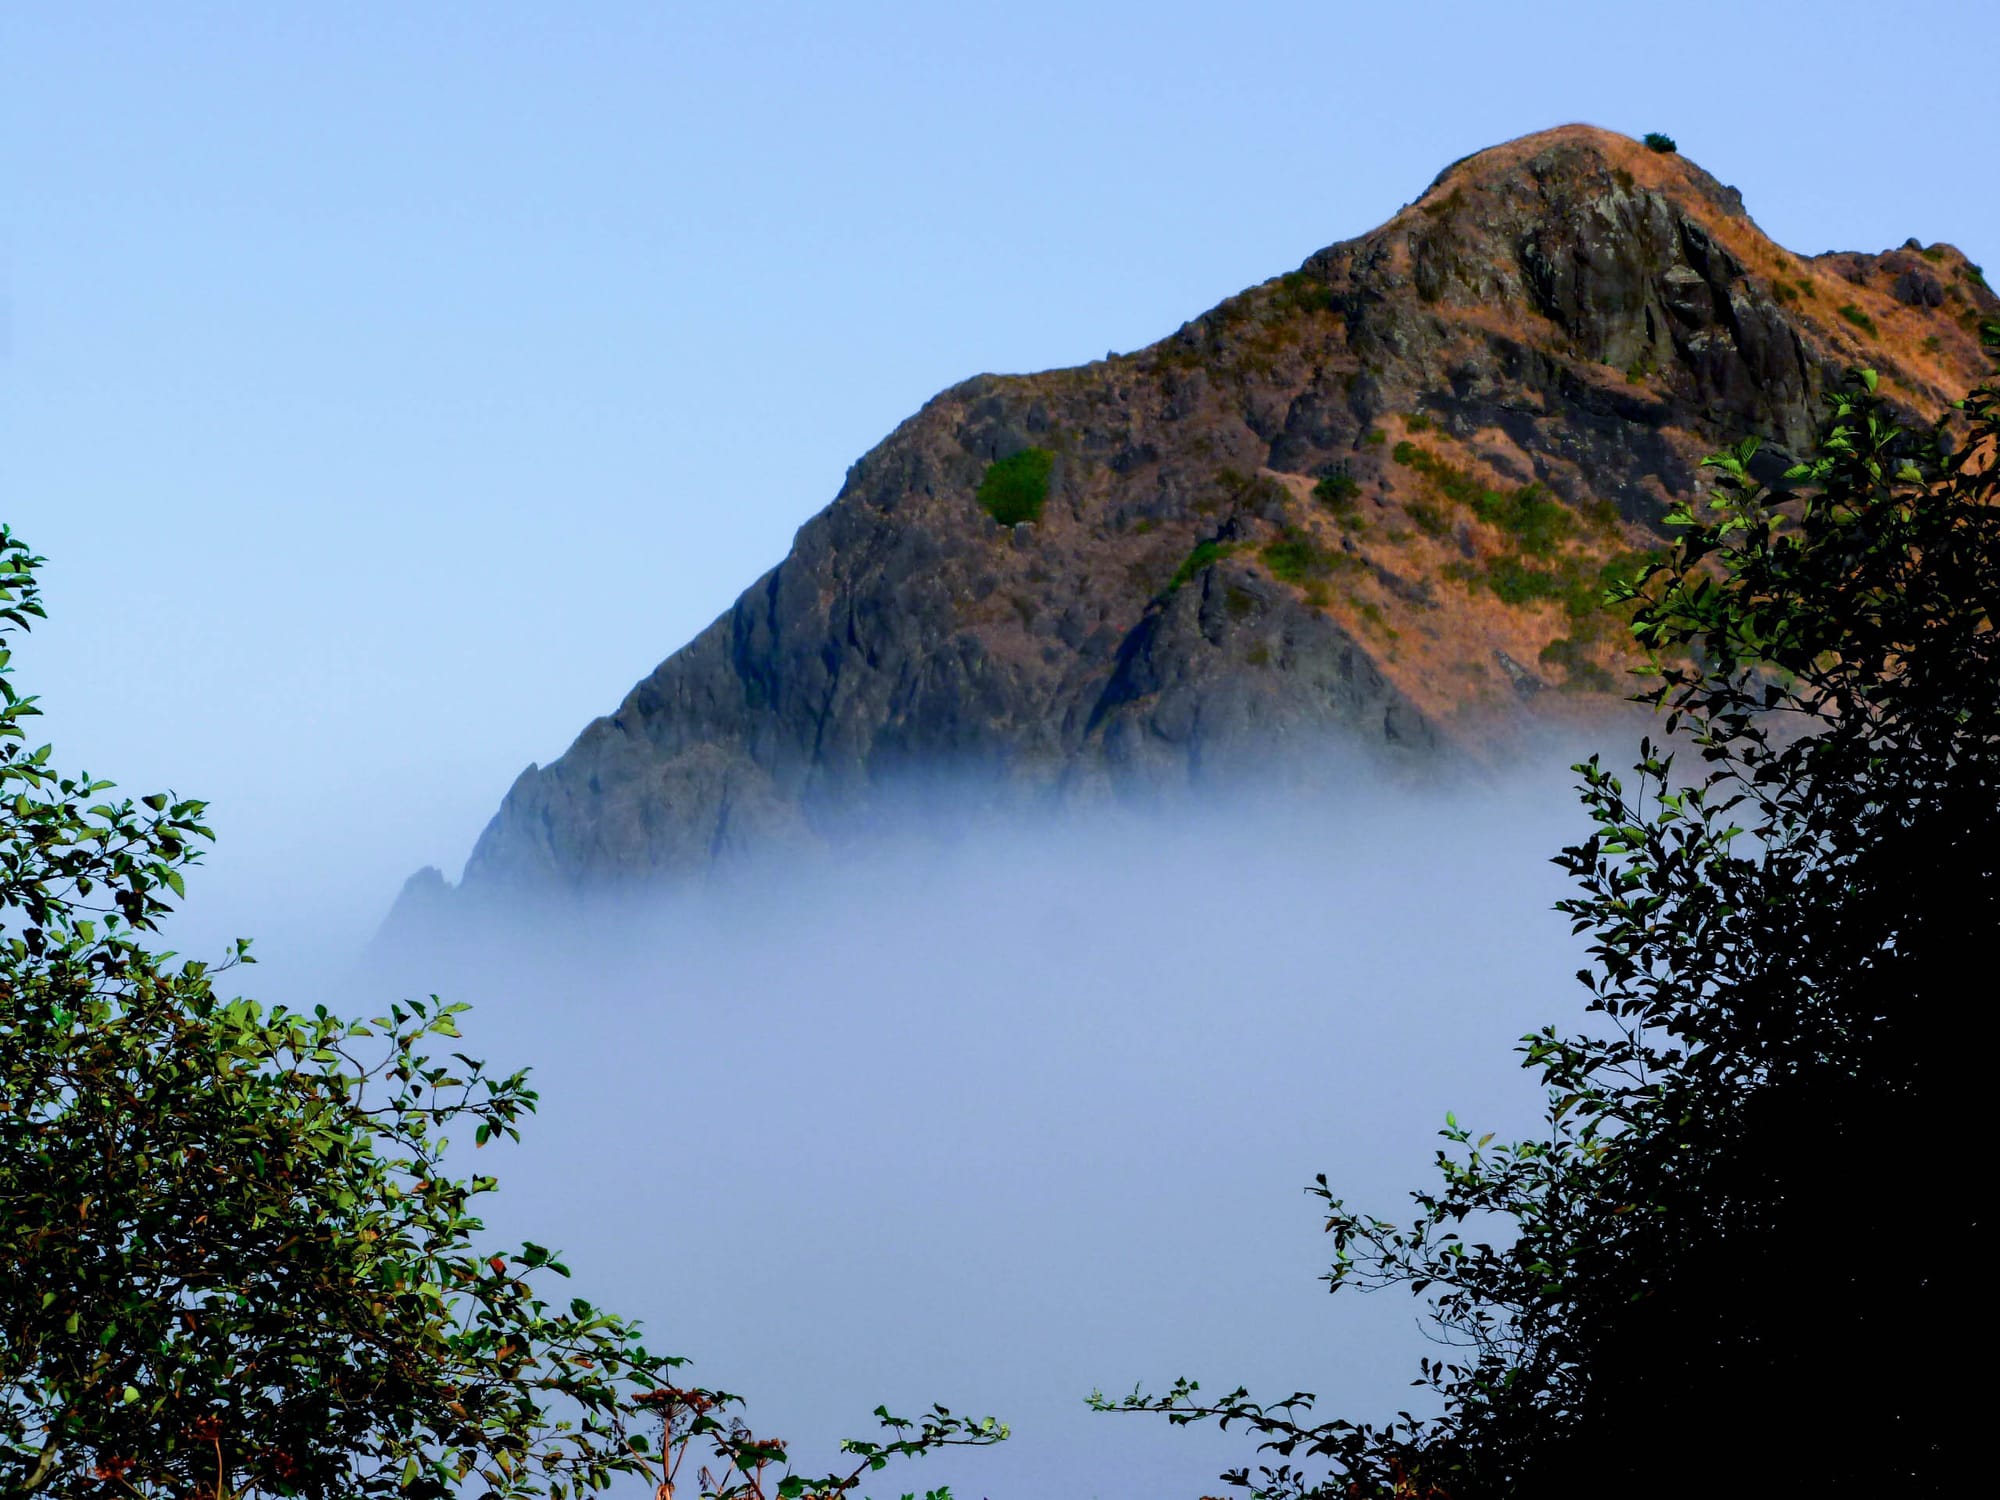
[245,758,1600,1499]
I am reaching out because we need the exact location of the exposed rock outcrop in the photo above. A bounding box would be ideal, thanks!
[418,126,1995,902]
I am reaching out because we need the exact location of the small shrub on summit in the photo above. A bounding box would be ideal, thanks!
[977,447,1054,525]
[1643,131,1677,153]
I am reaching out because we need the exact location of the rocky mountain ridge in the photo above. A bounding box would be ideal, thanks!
[407,126,1997,902]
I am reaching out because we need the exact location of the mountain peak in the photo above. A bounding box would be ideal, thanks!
[1422,123,1738,203]
[418,128,1995,899]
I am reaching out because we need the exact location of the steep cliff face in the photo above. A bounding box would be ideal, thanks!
[446,126,1995,894]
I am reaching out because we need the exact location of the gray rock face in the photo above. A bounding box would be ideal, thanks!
[429,126,1993,902]
[460,529,1430,893]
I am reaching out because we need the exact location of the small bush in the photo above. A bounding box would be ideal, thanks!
[1315,468,1361,505]
[1362,427,1387,447]
[1484,554,1569,606]
[1261,528,1354,585]
[1469,481,1575,558]
[1167,539,1239,593]
[977,447,1055,525]
[1921,245,1946,263]
[1838,303,1879,337]
[1407,502,1452,538]
[1274,271,1337,316]
[1314,468,1365,528]
[1643,132,1677,154]
[1405,411,1433,433]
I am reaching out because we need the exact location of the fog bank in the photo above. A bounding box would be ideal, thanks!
[249,763,1598,1498]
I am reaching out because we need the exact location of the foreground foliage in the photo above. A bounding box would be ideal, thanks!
[0,532,1003,1498]
[1098,349,1999,1495]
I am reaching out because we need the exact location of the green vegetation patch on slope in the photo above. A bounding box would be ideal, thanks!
[1271,270,1338,316]
[1167,539,1242,593]
[1388,433,1662,685]
[977,447,1055,525]
[1531,548,1666,688]
[1392,440,1607,555]
[1261,527,1360,586]
[1313,467,1365,529]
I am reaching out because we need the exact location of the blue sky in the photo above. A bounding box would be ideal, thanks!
[3,5,1993,1493]
[3,1,1991,952]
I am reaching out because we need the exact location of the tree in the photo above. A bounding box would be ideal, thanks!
[1096,343,2000,1495]
[0,530,1004,1499]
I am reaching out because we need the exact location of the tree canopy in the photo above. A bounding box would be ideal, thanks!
[1097,345,2000,1495]
[0,532,1004,1498]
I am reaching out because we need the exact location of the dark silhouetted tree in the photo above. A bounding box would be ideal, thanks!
[1098,342,2000,1496]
